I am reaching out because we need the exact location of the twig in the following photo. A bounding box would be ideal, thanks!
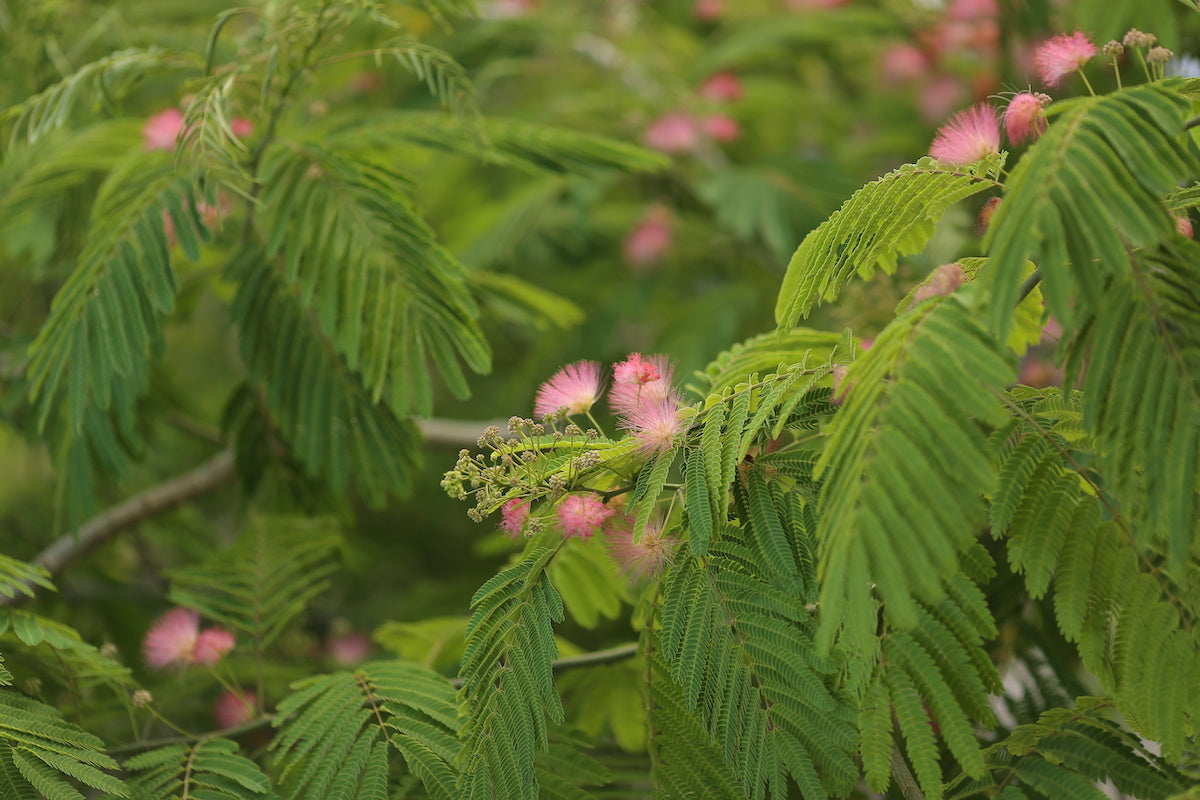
[449,641,640,688]
[1,449,238,607]
[1017,268,1042,303]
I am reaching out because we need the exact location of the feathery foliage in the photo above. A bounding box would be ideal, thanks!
[120,739,274,800]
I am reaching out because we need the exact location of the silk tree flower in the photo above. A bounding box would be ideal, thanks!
[701,114,741,142]
[610,354,675,415]
[624,206,673,268]
[879,44,930,86]
[143,608,200,668]
[700,72,743,102]
[534,360,603,418]
[643,112,700,154]
[605,515,678,581]
[1004,92,1049,145]
[557,494,614,541]
[499,498,530,539]
[142,109,185,151]
[193,628,236,666]
[1034,31,1097,87]
[621,396,685,454]
[214,689,257,729]
[929,104,1000,165]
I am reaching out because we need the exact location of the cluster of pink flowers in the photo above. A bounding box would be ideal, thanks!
[142,108,253,153]
[605,514,678,580]
[142,607,236,669]
[928,87,1052,166]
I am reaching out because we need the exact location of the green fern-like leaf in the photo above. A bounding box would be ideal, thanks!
[122,738,274,800]
[167,515,340,649]
[0,555,54,601]
[0,691,127,799]
[815,291,1013,651]
[227,249,423,502]
[775,156,1001,328]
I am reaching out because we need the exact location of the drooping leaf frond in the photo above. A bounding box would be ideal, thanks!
[686,328,844,396]
[227,249,423,503]
[0,555,53,601]
[775,156,1001,328]
[167,516,341,649]
[815,290,1014,652]
[121,738,275,800]
[0,691,128,799]
[457,549,566,800]
[984,82,1198,336]
[0,610,136,699]
[256,145,490,418]
[272,659,460,800]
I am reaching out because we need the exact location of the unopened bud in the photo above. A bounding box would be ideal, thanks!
[1175,214,1193,239]
[977,196,1001,236]
[100,642,119,659]
[911,263,967,305]
[830,364,852,406]
[1122,28,1157,49]
[1102,40,1124,57]
[1147,46,1173,66]
[132,689,153,708]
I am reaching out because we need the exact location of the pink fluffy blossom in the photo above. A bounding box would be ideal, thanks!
[1176,215,1194,239]
[610,354,674,416]
[193,627,236,666]
[1034,31,1097,87]
[230,118,254,138]
[929,104,1000,165]
[557,494,614,541]
[947,0,998,20]
[643,113,699,154]
[214,689,257,729]
[918,75,967,124]
[142,109,185,152]
[1004,92,1049,145]
[143,608,200,668]
[499,498,530,539]
[879,44,930,86]
[621,396,685,454]
[700,72,743,102]
[534,360,603,418]
[693,0,723,20]
[327,630,371,665]
[701,114,741,142]
[606,515,678,580]
[624,206,673,268]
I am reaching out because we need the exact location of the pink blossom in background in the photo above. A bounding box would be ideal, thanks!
[1004,92,1049,145]
[480,0,536,18]
[929,104,1000,165]
[918,75,967,124]
[557,494,614,541]
[700,72,743,102]
[624,206,673,268]
[830,364,852,406]
[214,690,257,729]
[701,114,741,142]
[912,263,967,305]
[534,360,603,418]
[946,0,998,21]
[143,608,200,668]
[327,631,371,665]
[859,338,874,351]
[1018,357,1063,387]
[787,0,848,9]
[621,396,685,454]
[606,515,678,580]
[499,498,531,539]
[1176,215,1194,238]
[643,113,699,154]
[694,0,723,21]
[1034,31,1097,87]
[142,109,184,152]
[193,628,236,666]
[879,44,930,86]
[230,118,254,138]
[1042,317,1063,340]
[610,354,675,415]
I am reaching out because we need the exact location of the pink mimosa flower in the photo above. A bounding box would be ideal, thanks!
[534,360,603,418]
[947,0,998,20]
[1004,92,1049,145]
[610,354,675,416]
[1034,31,1097,87]
[557,494,614,541]
[193,627,236,666]
[929,104,1000,165]
[1176,215,1194,238]
[327,631,371,665]
[499,498,531,539]
[230,118,254,138]
[701,114,741,142]
[620,396,685,454]
[214,689,257,729]
[142,109,185,152]
[606,515,678,580]
[693,0,723,21]
[143,608,200,668]
[879,44,930,86]
[918,75,967,124]
[643,113,700,154]
[624,206,673,268]
[700,72,743,102]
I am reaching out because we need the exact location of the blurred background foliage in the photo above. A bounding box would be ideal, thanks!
[1,0,1199,779]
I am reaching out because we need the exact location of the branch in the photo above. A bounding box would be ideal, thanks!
[1,449,238,607]
[417,417,507,447]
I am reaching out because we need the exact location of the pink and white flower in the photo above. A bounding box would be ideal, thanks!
[610,354,674,416]
[1004,92,1049,146]
[193,628,236,666]
[557,494,614,541]
[214,689,257,729]
[499,498,530,539]
[624,206,673,268]
[534,360,603,418]
[700,72,743,102]
[1034,31,1097,87]
[142,109,185,152]
[701,114,741,142]
[606,515,678,580]
[643,113,700,154]
[929,104,1000,165]
[143,608,200,668]
[620,396,685,454]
